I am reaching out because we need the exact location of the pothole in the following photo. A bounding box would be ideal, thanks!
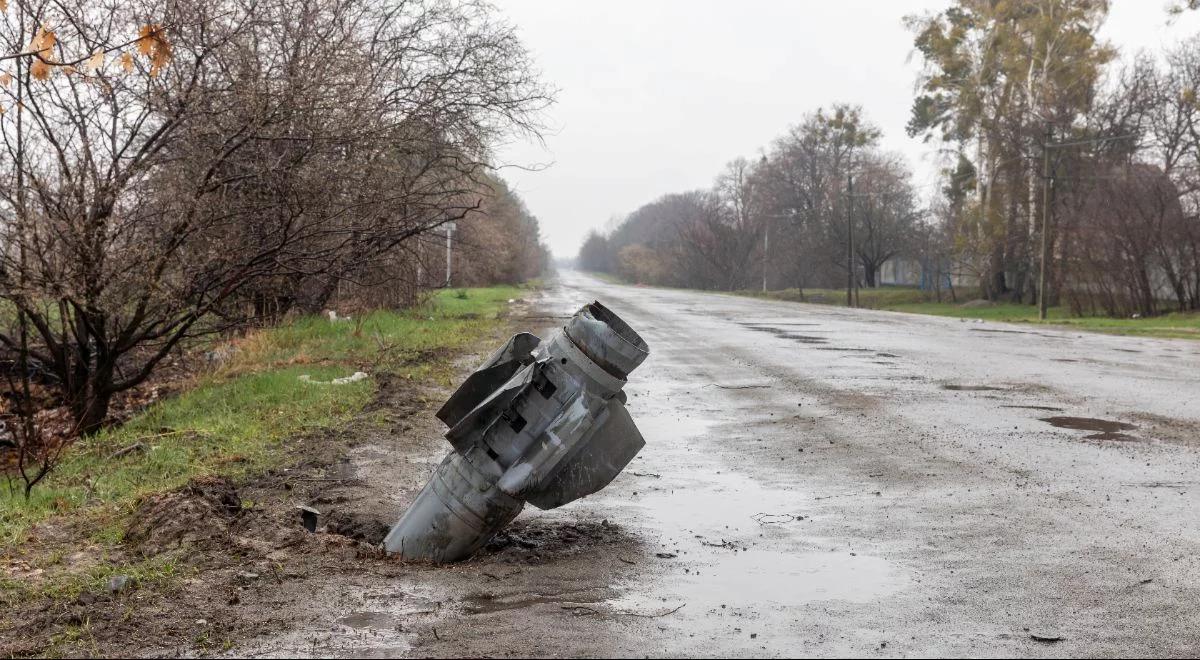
[1039,416,1137,441]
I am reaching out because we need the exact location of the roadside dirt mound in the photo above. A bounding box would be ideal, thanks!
[324,510,392,545]
[124,475,242,555]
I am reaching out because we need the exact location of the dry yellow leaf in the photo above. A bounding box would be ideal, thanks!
[137,25,160,56]
[120,52,134,73]
[0,72,11,87]
[0,0,8,13]
[137,24,172,76]
[28,25,56,56]
[30,59,51,81]
[85,50,105,73]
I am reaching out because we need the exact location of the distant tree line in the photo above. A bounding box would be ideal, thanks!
[0,0,552,439]
[582,0,1200,320]
[579,104,925,294]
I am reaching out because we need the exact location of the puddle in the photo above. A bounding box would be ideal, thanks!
[336,611,400,629]
[943,384,1007,392]
[630,469,807,538]
[814,347,875,352]
[739,321,821,327]
[969,328,1031,335]
[740,325,829,344]
[611,549,906,609]
[876,353,900,358]
[786,335,829,343]
[1001,405,1065,412]
[461,591,605,615]
[628,413,716,447]
[1039,416,1137,441]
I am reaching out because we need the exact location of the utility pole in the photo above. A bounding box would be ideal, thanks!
[444,221,457,287]
[846,172,854,308]
[762,220,769,293]
[760,154,769,293]
[1038,125,1052,321]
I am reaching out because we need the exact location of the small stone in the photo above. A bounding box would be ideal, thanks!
[107,575,133,594]
[298,505,321,532]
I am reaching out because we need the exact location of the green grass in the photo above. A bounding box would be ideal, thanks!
[725,282,1199,340]
[0,284,529,550]
[0,553,182,608]
[739,285,1200,340]
[735,285,965,309]
[888,302,1200,338]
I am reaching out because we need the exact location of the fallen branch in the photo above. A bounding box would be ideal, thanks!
[107,442,147,460]
[618,603,686,618]
[561,603,686,618]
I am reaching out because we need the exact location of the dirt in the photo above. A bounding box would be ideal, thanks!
[124,475,244,556]
[0,301,656,658]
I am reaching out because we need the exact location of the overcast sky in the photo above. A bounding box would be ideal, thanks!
[490,0,1200,257]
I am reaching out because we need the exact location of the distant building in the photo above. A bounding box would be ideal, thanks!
[878,257,975,289]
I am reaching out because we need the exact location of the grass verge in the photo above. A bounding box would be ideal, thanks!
[0,284,530,565]
[735,286,1200,340]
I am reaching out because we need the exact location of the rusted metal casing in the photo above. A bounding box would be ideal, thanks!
[383,301,649,562]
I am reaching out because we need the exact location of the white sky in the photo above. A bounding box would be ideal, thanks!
[490,0,1200,257]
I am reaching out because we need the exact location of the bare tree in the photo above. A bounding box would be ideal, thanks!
[853,152,921,287]
[0,0,550,433]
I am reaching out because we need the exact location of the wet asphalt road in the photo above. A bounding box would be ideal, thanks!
[240,271,1200,658]
[504,271,1200,657]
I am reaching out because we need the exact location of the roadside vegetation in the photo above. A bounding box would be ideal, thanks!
[737,286,1200,340]
[0,285,527,605]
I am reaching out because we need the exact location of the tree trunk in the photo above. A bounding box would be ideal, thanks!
[71,387,113,436]
[863,261,878,287]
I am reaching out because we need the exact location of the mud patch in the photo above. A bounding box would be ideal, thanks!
[461,589,606,615]
[124,475,242,555]
[1001,405,1065,412]
[479,517,630,563]
[1039,416,1137,441]
[1126,412,1200,448]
